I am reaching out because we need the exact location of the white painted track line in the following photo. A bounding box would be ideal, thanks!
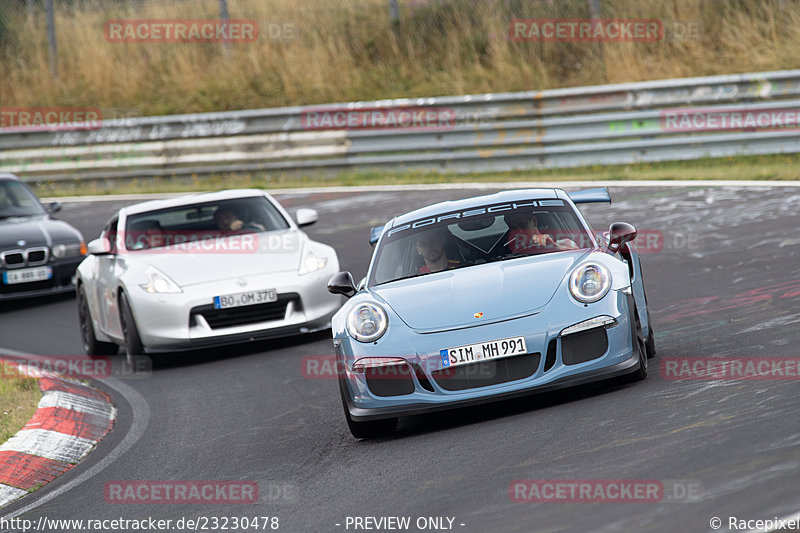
[40,180,800,203]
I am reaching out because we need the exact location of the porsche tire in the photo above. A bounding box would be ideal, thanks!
[645,319,657,359]
[338,377,398,439]
[627,311,648,382]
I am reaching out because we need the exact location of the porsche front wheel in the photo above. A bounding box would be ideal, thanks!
[627,311,648,382]
[338,377,398,439]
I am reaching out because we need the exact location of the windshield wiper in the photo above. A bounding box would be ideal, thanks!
[488,249,557,263]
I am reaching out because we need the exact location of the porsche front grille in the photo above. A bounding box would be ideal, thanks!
[430,352,541,391]
[561,327,608,365]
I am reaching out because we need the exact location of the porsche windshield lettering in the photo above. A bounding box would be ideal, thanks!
[370,199,590,286]
[386,199,560,238]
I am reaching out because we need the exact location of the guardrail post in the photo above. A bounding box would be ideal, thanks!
[45,0,58,78]
[588,0,602,19]
[220,0,231,58]
[26,0,34,24]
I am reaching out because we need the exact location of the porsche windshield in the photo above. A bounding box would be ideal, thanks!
[369,199,594,286]
[0,180,46,219]
[124,196,290,251]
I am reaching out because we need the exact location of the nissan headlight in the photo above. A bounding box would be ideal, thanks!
[299,248,328,275]
[346,303,388,343]
[569,262,611,303]
[140,266,182,294]
[52,242,87,258]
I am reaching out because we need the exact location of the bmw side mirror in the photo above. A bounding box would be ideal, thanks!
[328,271,357,298]
[295,208,318,227]
[87,237,111,256]
[607,222,637,254]
[46,201,62,214]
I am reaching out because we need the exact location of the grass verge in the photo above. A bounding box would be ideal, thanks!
[0,362,40,444]
[31,153,800,198]
[2,0,798,116]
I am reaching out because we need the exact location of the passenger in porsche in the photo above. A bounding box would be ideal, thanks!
[504,211,577,254]
[415,229,461,273]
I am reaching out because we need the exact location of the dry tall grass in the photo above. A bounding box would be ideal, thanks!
[1,0,799,116]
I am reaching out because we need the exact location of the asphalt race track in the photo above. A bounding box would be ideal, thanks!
[2,185,800,533]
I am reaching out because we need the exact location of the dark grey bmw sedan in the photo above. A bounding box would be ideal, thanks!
[0,173,86,301]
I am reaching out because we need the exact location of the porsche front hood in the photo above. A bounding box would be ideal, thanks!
[373,250,590,332]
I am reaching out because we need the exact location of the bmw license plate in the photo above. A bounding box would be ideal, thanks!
[2,266,52,285]
[440,336,527,368]
[214,289,277,309]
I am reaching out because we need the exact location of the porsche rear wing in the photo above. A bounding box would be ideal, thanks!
[567,187,611,204]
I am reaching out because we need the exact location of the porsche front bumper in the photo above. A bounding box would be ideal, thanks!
[337,290,642,421]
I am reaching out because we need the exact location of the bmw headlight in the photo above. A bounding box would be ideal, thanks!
[298,248,328,275]
[569,262,611,303]
[346,302,388,343]
[139,266,182,294]
[52,242,87,258]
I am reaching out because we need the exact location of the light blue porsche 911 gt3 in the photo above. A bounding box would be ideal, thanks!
[327,188,655,438]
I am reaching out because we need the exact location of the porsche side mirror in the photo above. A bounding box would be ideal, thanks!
[328,271,357,298]
[369,226,383,247]
[295,208,318,227]
[607,222,637,254]
[87,237,111,255]
[46,201,62,214]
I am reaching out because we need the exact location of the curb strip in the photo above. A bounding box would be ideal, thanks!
[0,364,116,508]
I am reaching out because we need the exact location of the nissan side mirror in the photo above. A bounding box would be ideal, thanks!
[87,237,111,255]
[295,208,318,227]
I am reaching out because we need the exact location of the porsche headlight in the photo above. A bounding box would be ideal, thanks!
[298,248,328,275]
[52,242,87,258]
[569,262,611,303]
[346,302,388,343]
[139,266,182,294]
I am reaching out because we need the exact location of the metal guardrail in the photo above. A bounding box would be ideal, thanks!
[3,70,800,181]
